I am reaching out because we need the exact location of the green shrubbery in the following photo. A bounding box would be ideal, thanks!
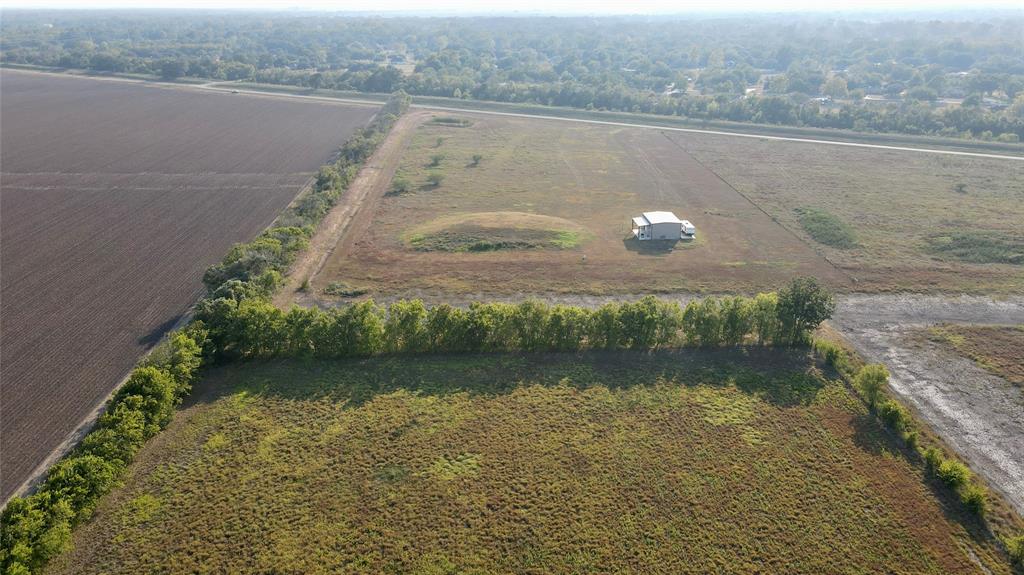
[795,207,858,249]
[194,283,835,360]
[0,327,206,573]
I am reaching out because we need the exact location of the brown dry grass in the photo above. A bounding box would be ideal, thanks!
[926,325,1024,387]
[678,132,1024,294]
[314,113,847,298]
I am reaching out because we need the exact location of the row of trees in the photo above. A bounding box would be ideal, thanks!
[3,13,1023,140]
[0,328,207,574]
[194,279,835,360]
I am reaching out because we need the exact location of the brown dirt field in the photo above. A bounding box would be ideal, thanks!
[0,70,377,501]
[314,113,846,298]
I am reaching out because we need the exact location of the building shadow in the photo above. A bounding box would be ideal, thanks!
[622,235,680,255]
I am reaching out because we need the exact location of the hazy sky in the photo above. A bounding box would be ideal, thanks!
[2,0,1022,13]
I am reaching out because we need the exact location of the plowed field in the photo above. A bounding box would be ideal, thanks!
[0,70,377,500]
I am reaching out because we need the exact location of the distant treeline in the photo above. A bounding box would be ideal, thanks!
[2,12,1023,140]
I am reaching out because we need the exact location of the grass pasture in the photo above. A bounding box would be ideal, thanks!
[316,114,846,297]
[680,132,1024,293]
[316,112,1023,298]
[50,351,1012,574]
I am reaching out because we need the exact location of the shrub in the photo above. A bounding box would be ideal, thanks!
[813,338,849,374]
[923,447,944,471]
[877,399,914,433]
[426,171,445,187]
[960,483,988,516]
[854,364,889,408]
[936,459,971,490]
[1006,534,1024,565]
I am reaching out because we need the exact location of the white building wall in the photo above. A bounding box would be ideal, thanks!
[649,222,681,240]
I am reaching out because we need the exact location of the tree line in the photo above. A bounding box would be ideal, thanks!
[0,92,412,575]
[0,328,207,574]
[813,340,996,523]
[201,91,410,300]
[193,280,835,360]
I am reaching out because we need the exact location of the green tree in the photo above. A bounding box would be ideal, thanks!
[750,292,779,345]
[775,277,835,344]
[386,299,429,353]
[588,303,623,349]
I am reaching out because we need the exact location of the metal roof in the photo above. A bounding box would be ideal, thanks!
[632,216,649,227]
[641,211,684,225]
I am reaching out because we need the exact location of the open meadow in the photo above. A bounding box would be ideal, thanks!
[46,351,1013,574]
[314,113,847,298]
[313,112,1022,300]
[0,70,377,500]
[680,132,1024,293]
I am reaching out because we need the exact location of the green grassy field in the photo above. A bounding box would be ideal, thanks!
[49,351,1012,574]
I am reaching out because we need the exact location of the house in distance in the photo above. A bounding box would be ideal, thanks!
[631,211,696,241]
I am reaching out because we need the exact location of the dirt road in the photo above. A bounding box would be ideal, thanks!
[274,110,431,308]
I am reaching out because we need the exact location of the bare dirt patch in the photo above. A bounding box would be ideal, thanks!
[0,69,377,501]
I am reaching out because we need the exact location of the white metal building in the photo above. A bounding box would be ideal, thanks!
[631,211,696,240]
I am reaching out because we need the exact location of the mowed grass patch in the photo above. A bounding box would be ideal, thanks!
[404,211,586,252]
[927,324,1024,387]
[52,351,1010,574]
[795,207,858,248]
